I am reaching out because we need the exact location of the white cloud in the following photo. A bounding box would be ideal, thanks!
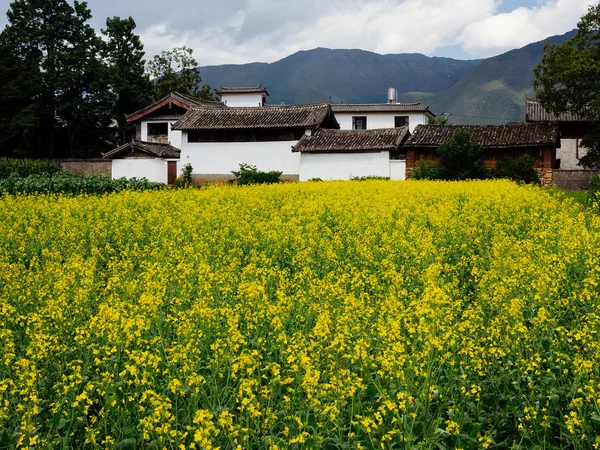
[1,0,593,64]
[459,0,591,56]
[299,0,498,55]
[140,0,501,65]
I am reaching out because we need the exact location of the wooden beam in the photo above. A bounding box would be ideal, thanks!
[127,98,191,123]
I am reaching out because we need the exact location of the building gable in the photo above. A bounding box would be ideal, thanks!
[126,92,224,123]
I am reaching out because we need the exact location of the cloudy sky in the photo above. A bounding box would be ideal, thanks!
[0,0,594,65]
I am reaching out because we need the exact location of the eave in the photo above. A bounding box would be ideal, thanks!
[127,98,192,123]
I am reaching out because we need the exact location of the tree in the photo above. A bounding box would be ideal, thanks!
[436,129,486,180]
[147,46,216,100]
[494,154,540,184]
[0,0,114,157]
[428,116,449,125]
[534,3,600,168]
[0,32,40,156]
[102,16,152,144]
[53,2,115,157]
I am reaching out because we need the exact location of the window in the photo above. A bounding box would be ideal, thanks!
[188,128,306,143]
[147,122,169,144]
[353,116,367,130]
[148,122,168,135]
[395,116,409,128]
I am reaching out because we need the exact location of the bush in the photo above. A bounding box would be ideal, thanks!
[590,174,600,207]
[307,178,324,182]
[350,176,390,181]
[412,161,441,180]
[0,158,62,178]
[181,163,193,187]
[0,172,162,196]
[437,129,487,180]
[231,163,282,185]
[494,154,540,184]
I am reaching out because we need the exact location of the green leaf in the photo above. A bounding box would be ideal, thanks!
[115,438,137,450]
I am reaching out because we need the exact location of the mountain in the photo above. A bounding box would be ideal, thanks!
[197,30,577,124]
[427,30,578,124]
[199,49,481,105]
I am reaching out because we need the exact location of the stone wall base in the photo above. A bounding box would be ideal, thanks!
[553,170,598,191]
[59,159,112,178]
[536,168,553,188]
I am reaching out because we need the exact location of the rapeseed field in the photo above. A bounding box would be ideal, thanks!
[0,180,599,449]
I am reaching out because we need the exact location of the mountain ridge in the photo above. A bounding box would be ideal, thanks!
[198,30,577,123]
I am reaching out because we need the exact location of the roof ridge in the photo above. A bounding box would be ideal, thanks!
[293,126,410,153]
[190,101,332,111]
[334,102,422,106]
[317,127,407,133]
[172,102,336,131]
[406,122,559,148]
[102,139,181,159]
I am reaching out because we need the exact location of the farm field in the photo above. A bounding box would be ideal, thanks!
[0,180,599,449]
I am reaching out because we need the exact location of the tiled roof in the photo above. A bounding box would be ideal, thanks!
[126,92,224,121]
[144,114,186,121]
[405,124,560,148]
[525,98,589,122]
[216,86,270,95]
[102,140,181,159]
[171,92,223,108]
[172,102,337,130]
[331,103,434,115]
[293,128,409,153]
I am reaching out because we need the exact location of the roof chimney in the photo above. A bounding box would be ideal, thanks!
[388,88,397,104]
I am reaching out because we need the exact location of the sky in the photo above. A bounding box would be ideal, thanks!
[0,0,595,65]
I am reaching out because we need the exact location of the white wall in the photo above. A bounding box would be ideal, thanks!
[221,93,266,108]
[390,160,406,181]
[334,112,428,133]
[180,137,301,176]
[140,121,183,149]
[558,138,589,170]
[112,159,168,184]
[299,152,391,181]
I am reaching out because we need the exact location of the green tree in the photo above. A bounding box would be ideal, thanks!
[148,46,216,100]
[54,2,115,157]
[534,3,600,168]
[428,116,449,125]
[0,0,113,157]
[437,129,487,180]
[0,32,39,156]
[494,153,540,184]
[102,16,152,144]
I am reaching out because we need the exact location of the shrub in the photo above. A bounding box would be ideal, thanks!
[0,172,162,196]
[307,178,324,182]
[494,154,540,184]
[180,163,193,187]
[428,116,449,125]
[412,161,441,180]
[350,176,390,181]
[0,158,62,178]
[590,174,600,207]
[231,163,282,185]
[437,129,487,180]
[578,125,600,170]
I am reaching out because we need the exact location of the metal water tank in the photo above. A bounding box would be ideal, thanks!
[388,88,398,104]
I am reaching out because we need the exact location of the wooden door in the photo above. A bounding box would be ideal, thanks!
[167,161,178,185]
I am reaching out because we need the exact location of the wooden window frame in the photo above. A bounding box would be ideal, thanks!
[395,116,409,128]
[352,116,367,130]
